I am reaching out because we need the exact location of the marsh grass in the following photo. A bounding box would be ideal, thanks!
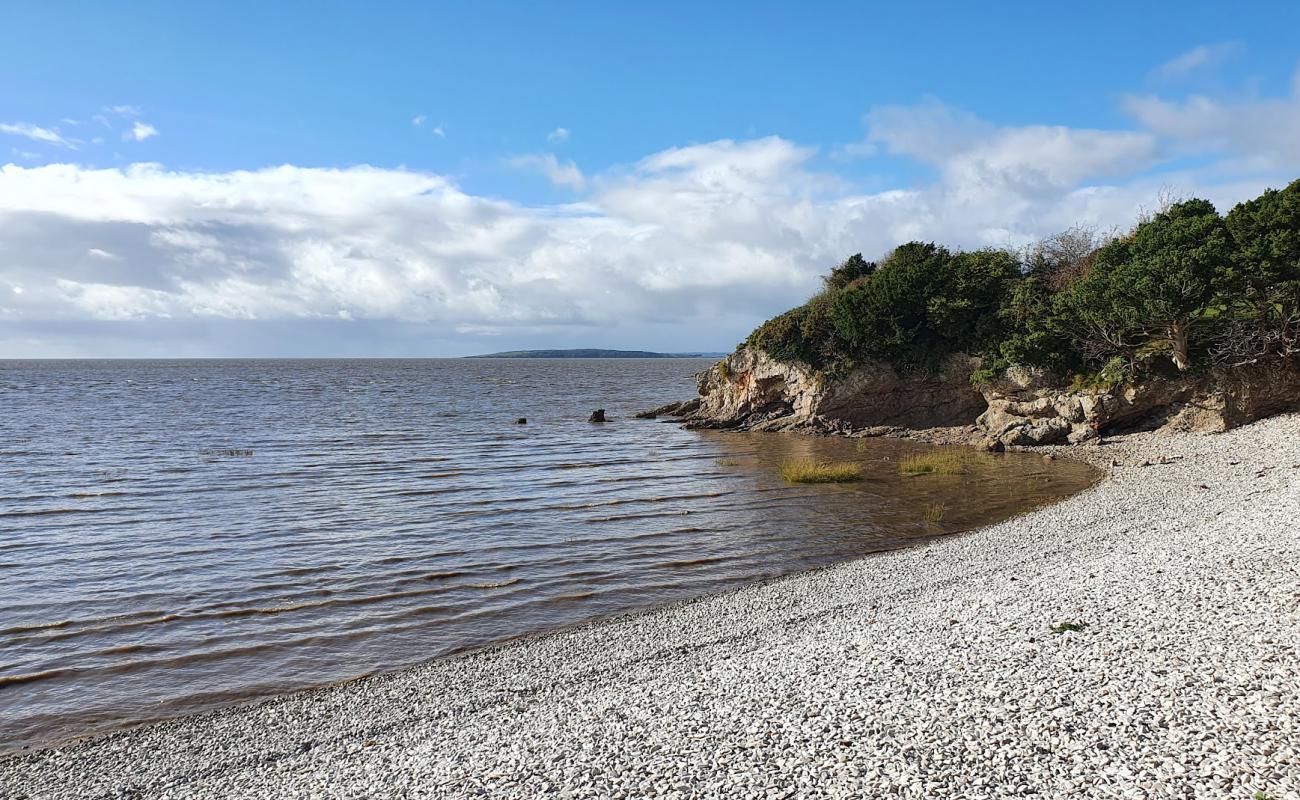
[898,449,989,476]
[922,502,948,524]
[780,459,862,484]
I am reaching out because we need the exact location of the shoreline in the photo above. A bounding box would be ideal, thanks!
[5,415,1300,797]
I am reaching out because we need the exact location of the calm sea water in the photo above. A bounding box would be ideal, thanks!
[0,359,1096,752]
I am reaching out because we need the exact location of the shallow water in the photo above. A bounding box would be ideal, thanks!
[0,358,1096,752]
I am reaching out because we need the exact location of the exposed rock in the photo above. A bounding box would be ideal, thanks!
[668,345,1300,448]
[634,398,702,419]
[978,359,1300,447]
[588,409,606,423]
[681,347,986,433]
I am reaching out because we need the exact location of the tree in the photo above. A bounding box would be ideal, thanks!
[1224,179,1300,359]
[1054,199,1233,371]
[830,242,952,369]
[828,243,1015,371]
[1023,224,1110,291]
[822,253,877,291]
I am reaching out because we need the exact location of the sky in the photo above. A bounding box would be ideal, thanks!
[2,1,1300,357]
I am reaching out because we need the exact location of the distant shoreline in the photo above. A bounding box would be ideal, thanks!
[465,349,726,359]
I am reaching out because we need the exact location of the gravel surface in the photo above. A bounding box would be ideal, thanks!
[4,415,1300,799]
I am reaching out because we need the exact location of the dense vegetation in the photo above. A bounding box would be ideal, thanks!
[746,180,1300,386]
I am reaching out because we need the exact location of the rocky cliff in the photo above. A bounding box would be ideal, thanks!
[650,346,1300,447]
[979,360,1300,446]
[657,347,986,433]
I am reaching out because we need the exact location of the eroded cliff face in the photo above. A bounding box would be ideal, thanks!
[682,347,986,432]
[978,361,1300,446]
[668,346,1300,446]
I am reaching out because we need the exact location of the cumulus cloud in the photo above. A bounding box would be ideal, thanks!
[1124,72,1300,170]
[547,127,570,144]
[124,121,159,142]
[866,100,1159,192]
[0,122,74,148]
[3,76,1298,356]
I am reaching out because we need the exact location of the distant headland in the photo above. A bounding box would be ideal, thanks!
[465,349,726,359]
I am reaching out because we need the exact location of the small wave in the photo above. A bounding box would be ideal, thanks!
[0,507,104,519]
[652,555,731,569]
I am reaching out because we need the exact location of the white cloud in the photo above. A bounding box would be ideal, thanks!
[866,100,1159,192]
[509,153,586,190]
[413,116,445,137]
[1124,74,1300,170]
[3,74,1298,355]
[1153,43,1241,80]
[124,121,159,142]
[547,127,570,144]
[104,105,141,117]
[0,122,73,147]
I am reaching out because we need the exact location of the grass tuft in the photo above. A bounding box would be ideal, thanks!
[899,450,984,476]
[922,502,948,524]
[1050,621,1088,635]
[780,459,862,484]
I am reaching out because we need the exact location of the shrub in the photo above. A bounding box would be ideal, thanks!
[743,181,1300,383]
[780,459,862,483]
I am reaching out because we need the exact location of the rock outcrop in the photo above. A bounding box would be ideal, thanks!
[659,346,1300,447]
[979,360,1300,446]
[679,347,986,433]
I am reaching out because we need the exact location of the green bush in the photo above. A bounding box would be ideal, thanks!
[1052,200,1233,372]
[745,181,1300,382]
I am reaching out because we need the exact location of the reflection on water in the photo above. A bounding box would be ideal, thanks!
[0,359,1096,752]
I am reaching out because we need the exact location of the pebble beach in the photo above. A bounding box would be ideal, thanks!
[4,414,1300,799]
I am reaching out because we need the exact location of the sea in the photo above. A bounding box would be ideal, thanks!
[0,358,1096,752]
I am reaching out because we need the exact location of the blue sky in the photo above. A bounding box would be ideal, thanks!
[1,1,1299,356]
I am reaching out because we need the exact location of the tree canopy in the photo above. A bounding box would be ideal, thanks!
[745,179,1300,383]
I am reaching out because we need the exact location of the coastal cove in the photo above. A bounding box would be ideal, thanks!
[6,412,1298,797]
[0,359,1095,755]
